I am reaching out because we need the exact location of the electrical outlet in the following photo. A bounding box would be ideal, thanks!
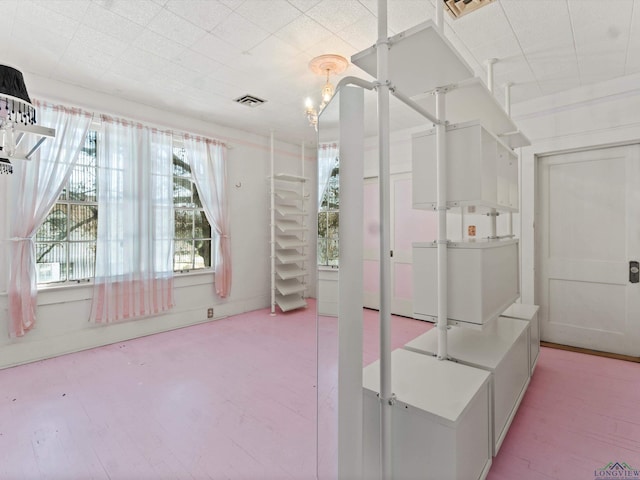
[207,308,214,319]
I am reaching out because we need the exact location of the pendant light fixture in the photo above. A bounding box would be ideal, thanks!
[305,54,348,129]
[0,65,55,174]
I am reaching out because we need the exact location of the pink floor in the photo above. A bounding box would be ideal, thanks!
[0,302,639,479]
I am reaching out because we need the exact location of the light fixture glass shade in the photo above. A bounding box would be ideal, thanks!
[321,82,334,103]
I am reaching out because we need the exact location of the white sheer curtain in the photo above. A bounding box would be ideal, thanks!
[90,116,174,323]
[8,101,92,337]
[318,143,338,209]
[183,135,231,298]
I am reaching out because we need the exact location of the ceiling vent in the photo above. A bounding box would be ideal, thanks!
[234,94,267,107]
[444,0,496,19]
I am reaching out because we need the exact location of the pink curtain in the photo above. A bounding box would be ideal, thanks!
[183,135,231,298]
[8,101,93,337]
[89,116,174,323]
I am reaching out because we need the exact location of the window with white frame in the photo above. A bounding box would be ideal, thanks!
[35,131,98,284]
[172,146,213,272]
[35,133,214,285]
[317,159,339,266]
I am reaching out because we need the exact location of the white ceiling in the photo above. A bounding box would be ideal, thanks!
[2,0,639,144]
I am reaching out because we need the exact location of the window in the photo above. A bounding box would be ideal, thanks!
[35,134,214,285]
[172,147,213,272]
[317,159,339,266]
[35,131,98,284]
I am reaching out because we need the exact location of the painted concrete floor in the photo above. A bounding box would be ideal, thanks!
[0,302,638,479]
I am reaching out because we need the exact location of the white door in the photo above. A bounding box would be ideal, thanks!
[363,174,437,317]
[537,144,640,356]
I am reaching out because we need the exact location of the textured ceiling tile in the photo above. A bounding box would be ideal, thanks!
[190,33,244,65]
[468,33,523,66]
[287,0,322,13]
[275,15,333,51]
[303,35,358,60]
[235,0,302,33]
[29,0,90,22]
[71,24,130,57]
[627,4,640,74]
[387,0,434,34]
[338,14,378,51]
[219,0,245,10]
[501,0,574,56]
[211,12,271,51]
[452,2,513,49]
[16,1,79,39]
[165,0,233,32]
[119,47,167,72]
[569,0,633,55]
[99,0,164,27]
[579,52,627,79]
[172,50,225,77]
[82,2,144,43]
[147,8,209,47]
[307,0,373,33]
[136,29,187,60]
[230,35,301,75]
[108,60,155,83]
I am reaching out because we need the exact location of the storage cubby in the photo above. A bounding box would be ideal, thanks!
[413,239,520,326]
[412,121,518,212]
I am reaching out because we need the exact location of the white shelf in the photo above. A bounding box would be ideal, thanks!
[276,235,306,249]
[275,189,302,201]
[352,20,474,97]
[405,317,528,370]
[275,264,307,280]
[276,249,307,264]
[275,205,305,216]
[274,173,308,182]
[276,293,308,312]
[499,130,530,149]
[413,78,527,140]
[275,219,307,233]
[276,278,307,296]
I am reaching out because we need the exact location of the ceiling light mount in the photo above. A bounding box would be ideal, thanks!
[305,54,348,130]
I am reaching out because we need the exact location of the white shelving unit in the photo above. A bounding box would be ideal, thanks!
[405,318,530,456]
[269,133,308,314]
[272,173,308,312]
[343,9,534,478]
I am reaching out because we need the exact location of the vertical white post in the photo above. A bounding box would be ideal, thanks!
[301,141,307,298]
[486,58,498,239]
[435,0,444,33]
[435,89,448,360]
[337,86,365,480]
[505,83,514,237]
[377,0,393,478]
[270,130,276,315]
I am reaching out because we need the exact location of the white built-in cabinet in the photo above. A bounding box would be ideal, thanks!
[272,174,308,313]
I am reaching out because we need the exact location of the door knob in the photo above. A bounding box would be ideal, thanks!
[631,261,639,283]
